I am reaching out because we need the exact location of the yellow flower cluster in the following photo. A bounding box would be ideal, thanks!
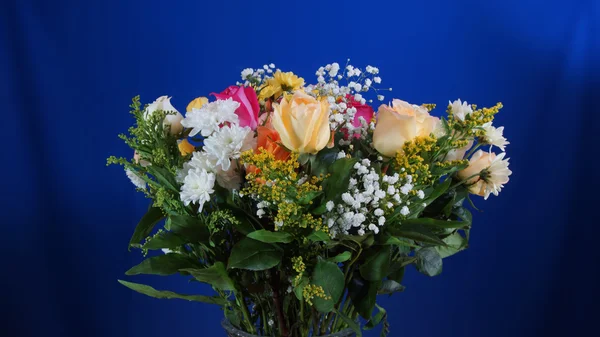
[421,103,437,112]
[302,284,330,305]
[240,149,327,233]
[448,102,503,134]
[292,256,306,285]
[434,159,469,169]
[394,136,439,186]
[258,71,304,100]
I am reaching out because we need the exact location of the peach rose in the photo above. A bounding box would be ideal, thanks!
[372,99,440,157]
[271,91,331,154]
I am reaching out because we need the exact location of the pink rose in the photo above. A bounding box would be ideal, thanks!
[342,94,375,139]
[212,85,260,130]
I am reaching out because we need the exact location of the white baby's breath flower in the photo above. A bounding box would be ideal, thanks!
[400,206,410,216]
[377,95,384,101]
[125,169,146,189]
[368,224,379,234]
[326,201,335,212]
[482,122,509,151]
[329,62,340,77]
[203,125,256,171]
[417,190,425,199]
[181,98,240,137]
[373,77,381,84]
[449,99,473,122]
[179,169,215,209]
[241,68,254,80]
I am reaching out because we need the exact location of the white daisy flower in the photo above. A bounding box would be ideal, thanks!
[449,99,473,122]
[179,168,215,209]
[458,150,512,200]
[482,122,509,151]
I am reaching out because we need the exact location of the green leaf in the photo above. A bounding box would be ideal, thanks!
[359,245,392,281]
[328,251,352,263]
[126,254,199,276]
[402,218,469,229]
[169,215,210,242]
[307,231,331,242]
[408,178,452,218]
[228,238,282,270]
[378,280,405,295]
[365,304,387,330]
[225,307,242,328]
[310,147,339,177]
[312,203,328,215]
[381,235,418,249]
[453,206,472,225]
[230,209,257,235]
[180,262,235,291]
[247,229,293,244]
[294,275,309,301]
[323,158,359,202]
[312,259,344,312]
[298,191,323,205]
[118,280,228,305]
[142,231,185,250]
[129,207,164,248]
[415,247,443,276]
[435,231,468,258]
[335,309,362,337]
[389,224,446,246]
[388,266,405,284]
[146,166,179,192]
[348,277,380,319]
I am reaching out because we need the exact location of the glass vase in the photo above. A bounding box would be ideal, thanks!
[221,319,355,337]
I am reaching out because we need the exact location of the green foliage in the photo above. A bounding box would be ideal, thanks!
[247,230,293,243]
[125,254,199,276]
[129,207,164,249]
[118,280,228,305]
[335,309,362,337]
[416,247,443,277]
[359,246,391,281]
[348,277,380,319]
[180,262,235,291]
[312,259,345,312]
[228,238,282,270]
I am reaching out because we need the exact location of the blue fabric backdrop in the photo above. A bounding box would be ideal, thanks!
[2,0,599,336]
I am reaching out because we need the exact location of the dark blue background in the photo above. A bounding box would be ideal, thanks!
[2,0,599,336]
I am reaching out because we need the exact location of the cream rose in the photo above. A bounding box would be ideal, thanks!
[271,91,331,154]
[372,99,440,157]
[145,96,184,135]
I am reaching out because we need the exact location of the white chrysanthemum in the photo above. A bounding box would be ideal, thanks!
[203,124,256,171]
[181,98,240,137]
[176,151,217,183]
[449,99,473,122]
[179,169,215,208]
[125,169,146,189]
[482,122,509,151]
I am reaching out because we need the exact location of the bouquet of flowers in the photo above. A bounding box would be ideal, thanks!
[108,61,511,337]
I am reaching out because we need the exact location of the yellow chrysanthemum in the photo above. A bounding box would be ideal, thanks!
[258,71,304,100]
